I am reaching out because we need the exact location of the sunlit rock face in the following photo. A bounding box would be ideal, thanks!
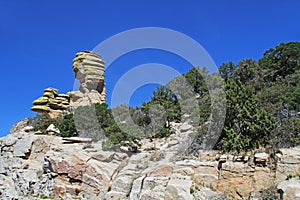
[31,88,70,118]
[31,51,107,117]
[69,51,106,108]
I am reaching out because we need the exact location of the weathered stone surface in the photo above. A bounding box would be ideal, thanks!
[31,51,107,118]
[148,164,173,177]
[31,105,50,112]
[49,99,68,110]
[57,94,70,99]
[180,123,193,133]
[2,123,300,200]
[253,166,274,191]
[219,154,227,162]
[68,91,84,102]
[13,136,34,157]
[276,146,300,183]
[0,157,6,174]
[22,126,34,132]
[48,110,63,118]
[278,178,300,200]
[44,87,59,94]
[9,118,30,134]
[63,137,92,143]
[32,87,70,117]
[105,191,127,200]
[46,124,60,135]
[33,97,49,105]
[254,152,269,166]
[165,175,193,200]
[71,51,106,108]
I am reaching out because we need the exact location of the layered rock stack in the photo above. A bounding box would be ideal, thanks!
[31,88,70,118]
[68,51,106,108]
[31,51,106,117]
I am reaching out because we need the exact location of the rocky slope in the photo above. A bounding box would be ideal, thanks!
[1,121,300,200]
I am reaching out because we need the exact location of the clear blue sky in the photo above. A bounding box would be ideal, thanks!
[0,0,299,136]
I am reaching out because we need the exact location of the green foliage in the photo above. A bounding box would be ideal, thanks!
[156,127,172,138]
[270,118,300,149]
[72,104,103,140]
[209,42,300,152]
[32,113,60,134]
[151,86,181,124]
[190,187,195,194]
[58,114,77,137]
[256,42,300,149]
[107,132,124,145]
[184,66,209,96]
[95,103,115,131]
[217,79,276,152]
[31,42,300,153]
[259,42,300,83]
[219,61,236,82]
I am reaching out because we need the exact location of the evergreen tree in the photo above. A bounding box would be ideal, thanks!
[217,79,276,152]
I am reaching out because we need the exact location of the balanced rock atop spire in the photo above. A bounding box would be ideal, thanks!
[68,51,106,108]
[73,51,105,93]
[31,51,106,117]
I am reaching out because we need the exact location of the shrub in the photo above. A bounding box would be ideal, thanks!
[58,113,77,137]
[31,113,61,134]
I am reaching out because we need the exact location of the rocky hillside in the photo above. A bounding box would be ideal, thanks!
[1,121,299,200]
[2,44,300,199]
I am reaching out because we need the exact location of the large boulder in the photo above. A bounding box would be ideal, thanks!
[278,178,300,200]
[165,174,193,200]
[276,146,300,183]
[46,124,60,135]
[31,87,70,117]
[70,51,106,108]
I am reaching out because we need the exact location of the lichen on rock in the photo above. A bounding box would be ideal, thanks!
[70,51,106,109]
[31,87,70,117]
[31,51,107,117]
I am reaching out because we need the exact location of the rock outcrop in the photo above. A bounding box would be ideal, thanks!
[69,51,106,108]
[31,51,106,117]
[1,124,300,199]
[31,88,71,118]
[278,178,300,200]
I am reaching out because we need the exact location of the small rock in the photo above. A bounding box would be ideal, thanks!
[31,105,50,112]
[234,155,243,162]
[243,156,249,162]
[254,152,269,166]
[13,136,34,158]
[44,87,59,95]
[228,154,234,161]
[21,126,34,132]
[63,137,92,143]
[33,97,49,105]
[46,124,60,135]
[180,123,193,133]
[219,155,227,162]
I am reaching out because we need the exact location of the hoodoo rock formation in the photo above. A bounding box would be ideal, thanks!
[68,51,106,108]
[31,51,106,117]
[31,88,71,118]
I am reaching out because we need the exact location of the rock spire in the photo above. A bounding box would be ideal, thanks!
[31,51,106,117]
